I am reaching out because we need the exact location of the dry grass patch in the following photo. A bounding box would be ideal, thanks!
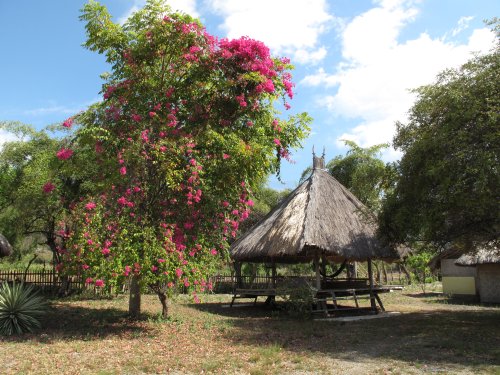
[0,285,499,374]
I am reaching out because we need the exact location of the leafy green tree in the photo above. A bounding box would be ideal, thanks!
[0,122,98,280]
[60,0,310,317]
[380,42,499,247]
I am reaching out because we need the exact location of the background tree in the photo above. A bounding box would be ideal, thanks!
[379,39,499,247]
[0,122,61,262]
[60,0,310,318]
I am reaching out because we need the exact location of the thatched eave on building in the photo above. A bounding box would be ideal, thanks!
[455,241,500,266]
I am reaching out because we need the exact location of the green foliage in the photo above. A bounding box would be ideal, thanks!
[239,185,290,233]
[405,250,435,294]
[278,278,314,318]
[0,282,47,335]
[380,43,500,246]
[0,122,100,263]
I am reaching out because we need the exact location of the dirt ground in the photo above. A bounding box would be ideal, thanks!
[1,283,499,374]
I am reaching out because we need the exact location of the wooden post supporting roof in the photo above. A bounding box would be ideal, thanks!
[271,261,277,288]
[367,258,377,312]
[321,253,327,282]
[314,252,321,290]
[234,261,243,288]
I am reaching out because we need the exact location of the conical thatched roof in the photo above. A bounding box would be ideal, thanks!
[0,233,13,258]
[456,241,500,266]
[231,157,404,263]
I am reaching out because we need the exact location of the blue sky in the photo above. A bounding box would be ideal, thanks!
[0,0,497,189]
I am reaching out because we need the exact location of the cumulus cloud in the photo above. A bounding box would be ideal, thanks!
[0,129,19,150]
[301,0,496,158]
[206,0,334,64]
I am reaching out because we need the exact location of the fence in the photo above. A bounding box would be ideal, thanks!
[0,269,86,292]
[0,270,408,295]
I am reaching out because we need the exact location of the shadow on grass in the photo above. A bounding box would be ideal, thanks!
[191,301,500,368]
[0,302,153,344]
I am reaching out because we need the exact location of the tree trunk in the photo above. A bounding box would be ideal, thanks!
[400,263,412,285]
[157,290,169,319]
[129,274,141,318]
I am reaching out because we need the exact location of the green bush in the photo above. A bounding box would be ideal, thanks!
[278,278,314,318]
[0,282,47,335]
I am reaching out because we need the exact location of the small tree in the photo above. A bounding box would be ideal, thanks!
[59,0,310,318]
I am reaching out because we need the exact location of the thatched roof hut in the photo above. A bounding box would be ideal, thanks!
[231,155,404,264]
[0,233,13,258]
[455,241,500,266]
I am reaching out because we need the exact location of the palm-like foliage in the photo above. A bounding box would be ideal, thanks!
[0,282,47,335]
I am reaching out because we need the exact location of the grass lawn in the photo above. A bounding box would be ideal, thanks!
[1,284,499,374]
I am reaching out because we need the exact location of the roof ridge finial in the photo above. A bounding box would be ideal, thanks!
[312,145,325,170]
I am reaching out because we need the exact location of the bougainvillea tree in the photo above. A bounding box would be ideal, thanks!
[59,0,310,317]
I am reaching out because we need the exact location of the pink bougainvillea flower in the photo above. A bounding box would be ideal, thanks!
[175,268,183,278]
[273,138,281,146]
[222,153,230,160]
[117,196,127,206]
[184,222,194,230]
[62,117,73,128]
[210,248,218,255]
[246,199,254,207]
[42,182,55,194]
[85,202,96,210]
[82,264,90,270]
[120,166,127,175]
[56,148,74,160]
[95,279,105,287]
[157,258,165,263]
[124,265,131,276]
[101,248,110,256]
[85,277,93,284]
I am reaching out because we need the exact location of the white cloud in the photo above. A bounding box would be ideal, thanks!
[119,0,199,24]
[23,97,100,118]
[301,0,496,159]
[0,129,19,150]
[24,105,77,117]
[293,47,328,65]
[451,16,474,37]
[168,0,199,17]
[206,0,333,63]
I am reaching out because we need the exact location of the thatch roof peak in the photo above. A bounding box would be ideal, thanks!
[231,167,404,263]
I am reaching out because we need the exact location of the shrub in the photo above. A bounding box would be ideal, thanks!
[0,282,47,335]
